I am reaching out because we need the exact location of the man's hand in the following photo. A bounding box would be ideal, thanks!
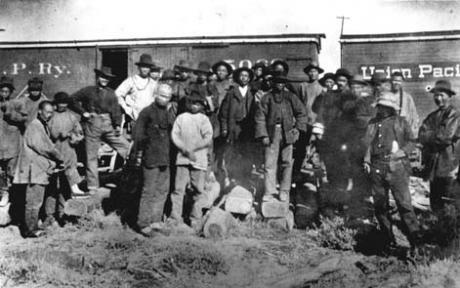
[363,162,371,174]
[261,137,270,146]
[113,126,121,137]
[221,130,228,138]
[391,149,406,160]
[82,112,91,119]
[291,128,300,143]
[184,149,197,162]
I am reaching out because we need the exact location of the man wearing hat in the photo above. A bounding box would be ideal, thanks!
[390,72,419,135]
[116,53,159,121]
[16,77,48,126]
[318,72,336,92]
[131,84,176,234]
[173,59,194,100]
[220,67,257,188]
[255,74,307,202]
[0,76,24,206]
[419,80,460,214]
[250,62,267,93]
[209,60,233,107]
[71,66,130,192]
[363,91,421,249]
[371,71,392,97]
[149,65,162,82]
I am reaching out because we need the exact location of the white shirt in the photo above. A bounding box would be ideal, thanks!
[115,75,158,120]
[239,85,248,97]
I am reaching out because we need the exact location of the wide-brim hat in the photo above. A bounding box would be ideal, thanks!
[53,91,71,104]
[319,72,335,86]
[160,69,178,81]
[94,66,116,78]
[193,61,212,74]
[253,62,267,71]
[377,91,399,110]
[233,67,254,82]
[371,72,390,85]
[271,60,289,75]
[430,80,456,96]
[350,74,370,86]
[27,77,44,91]
[135,53,156,67]
[212,60,233,74]
[174,60,194,72]
[303,61,324,74]
[0,76,14,91]
[334,68,352,81]
[272,74,290,84]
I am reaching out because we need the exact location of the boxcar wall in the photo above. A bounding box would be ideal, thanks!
[128,41,320,81]
[341,38,460,120]
[0,47,97,99]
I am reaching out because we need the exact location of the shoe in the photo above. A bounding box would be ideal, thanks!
[279,191,289,202]
[263,194,276,202]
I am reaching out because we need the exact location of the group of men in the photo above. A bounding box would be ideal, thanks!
[1,53,459,250]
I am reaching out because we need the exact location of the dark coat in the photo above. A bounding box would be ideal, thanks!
[255,90,307,144]
[0,99,27,159]
[220,85,256,142]
[418,105,460,179]
[132,102,177,168]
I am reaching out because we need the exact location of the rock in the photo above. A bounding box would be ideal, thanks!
[0,202,11,226]
[261,200,289,218]
[203,207,236,239]
[64,188,111,217]
[266,211,294,232]
[224,185,254,215]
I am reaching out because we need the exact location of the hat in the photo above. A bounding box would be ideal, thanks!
[157,84,173,98]
[350,74,370,86]
[391,71,405,80]
[194,61,212,74]
[233,67,254,82]
[53,92,71,104]
[212,60,233,74]
[150,65,162,72]
[430,79,456,96]
[272,74,289,83]
[160,69,178,81]
[371,72,389,85]
[303,60,324,74]
[135,53,156,67]
[335,68,352,81]
[27,77,44,91]
[174,60,194,72]
[319,72,335,86]
[0,76,14,91]
[94,66,116,78]
[271,60,289,75]
[253,62,267,73]
[377,91,399,110]
[187,90,207,106]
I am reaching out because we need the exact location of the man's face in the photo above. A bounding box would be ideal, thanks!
[336,76,348,90]
[254,67,264,78]
[189,102,203,114]
[239,71,250,86]
[29,90,41,97]
[196,72,207,84]
[39,103,54,122]
[351,83,365,98]
[56,103,68,112]
[324,79,335,91]
[97,76,110,87]
[216,65,229,81]
[391,75,403,92]
[274,64,285,74]
[0,87,12,100]
[434,91,451,109]
[150,71,161,81]
[138,66,151,78]
[308,69,319,82]
[273,82,286,92]
[155,93,171,107]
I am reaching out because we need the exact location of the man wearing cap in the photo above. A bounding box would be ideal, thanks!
[209,60,233,107]
[14,100,66,237]
[419,80,460,214]
[116,54,159,121]
[390,72,419,134]
[173,60,194,100]
[131,84,176,234]
[71,66,130,192]
[16,77,48,126]
[149,65,162,82]
[371,72,392,96]
[256,74,307,202]
[363,91,421,248]
[0,76,25,206]
[220,67,257,188]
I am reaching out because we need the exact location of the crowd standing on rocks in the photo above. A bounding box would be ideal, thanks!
[0,53,459,258]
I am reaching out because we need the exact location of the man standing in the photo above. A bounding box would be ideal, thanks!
[132,84,176,234]
[16,77,48,126]
[116,54,159,122]
[0,77,25,205]
[220,67,257,188]
[419,80,460,213]
[255,75,307,202]
[71,66,130,192]
[173,60,194,100]
[14,101,65,237]
[390,72,419,134]
[363,92,421,248]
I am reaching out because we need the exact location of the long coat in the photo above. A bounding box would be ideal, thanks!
[0,99,27,159]
[220,85,256,142]
[418,105,460,180]
[14,119,63,185]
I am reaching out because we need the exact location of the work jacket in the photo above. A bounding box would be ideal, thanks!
[418,105,460,180]
[255,90,307,144]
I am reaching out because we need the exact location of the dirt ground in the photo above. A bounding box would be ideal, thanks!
[1,209,460,288]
